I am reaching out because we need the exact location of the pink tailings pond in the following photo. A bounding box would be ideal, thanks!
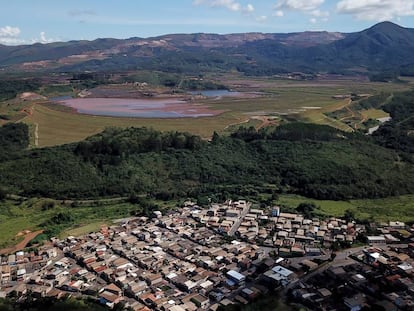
[56,97,224,118]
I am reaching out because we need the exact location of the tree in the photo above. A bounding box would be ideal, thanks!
[344,209,355,223]
[0,188,6,201]
[296,202,316,218]
[211,131,220,144]
[197,196,210,207]
[127,192,140,204]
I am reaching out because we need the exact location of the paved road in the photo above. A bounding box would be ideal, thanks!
[228,202,251,236]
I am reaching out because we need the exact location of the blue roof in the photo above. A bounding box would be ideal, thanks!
[226,270,245,281]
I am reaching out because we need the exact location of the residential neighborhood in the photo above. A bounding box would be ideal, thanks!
[1,200,414,311]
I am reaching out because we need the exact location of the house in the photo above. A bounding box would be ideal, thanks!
[226,270,245,286]
[99,283,123,309]
[367,236,386,245]
[389,221,405,229]
[327,266,346,280]
[99,291,124,309]
[344,294,366,311]
[240,288,259,301]
[190,294,209,309]
[301,259,318,271]
[16,268,26,281]
[263,266,296,286]
[271,266,295,280]
[317,288,332,298]
[226,209,240,218]
[305,247,322,256]
[103,283,122,296]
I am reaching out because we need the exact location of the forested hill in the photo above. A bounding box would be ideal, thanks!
[374,90,414,153]
[1,123,414,201]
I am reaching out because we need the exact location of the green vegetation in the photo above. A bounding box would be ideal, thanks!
[0,123,29,154]
[373,90,414,153]
[0,79,41,101]
[277,194,414,222]
[1,122,414,202]
[0,196,141,248]
[325,92,393,131]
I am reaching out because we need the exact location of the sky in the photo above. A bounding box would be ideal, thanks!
[1,0,414,45]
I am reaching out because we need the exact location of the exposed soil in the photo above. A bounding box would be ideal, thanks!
[0,230,44,255]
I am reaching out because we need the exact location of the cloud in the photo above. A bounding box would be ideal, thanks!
[39,31,54,44]
[193,0,254,13]
[274,0,324,12]
[311,9,329,17]
[245,4,255,13]
[0,26,21,38]
[0,37,25,45]
[256,15,268,22]
[273,10,284,17]
[0,25,58,45]
[273,0,328,21]
[68,9,96,17]
[0,26,25,45]
[337,0,414,21]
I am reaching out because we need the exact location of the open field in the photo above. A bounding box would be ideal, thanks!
[0,198,139,249]
[360,109,390,120]
[23,103,248,146]
[0,230,44,255]
[60,222,107,238]
[0,76,412,147]
[277,194,414,222]
[0,200,58,249]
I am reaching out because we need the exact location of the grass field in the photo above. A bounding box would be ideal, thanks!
[0,198,139,249]
[277,194,414,222]
[0,199,57,248]
[360,109,389,120]
[60,222,107,238]
[23,103,252,146]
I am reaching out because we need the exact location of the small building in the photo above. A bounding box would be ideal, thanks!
[226,270,245,286]
[190,294,209,309]
[367,236,386,245]
[344,294,366,311]
[271,266,295,281]
[388,221,405,229]
[305,247,322,256]
[226,209,240,218]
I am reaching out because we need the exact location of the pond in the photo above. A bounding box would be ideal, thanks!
[189,90,240,97]
[55,97,222,118]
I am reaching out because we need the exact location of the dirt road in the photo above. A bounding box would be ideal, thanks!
[0,230,44,255]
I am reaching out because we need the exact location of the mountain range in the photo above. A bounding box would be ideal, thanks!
[1,21,414,76]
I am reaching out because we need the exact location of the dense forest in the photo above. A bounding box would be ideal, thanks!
[0,123,29,150]
[373,90,414,153]
[0,79,41,101]
[1,118,414,201]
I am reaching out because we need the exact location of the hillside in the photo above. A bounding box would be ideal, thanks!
[1,123,414,201]
[1,22,414,75]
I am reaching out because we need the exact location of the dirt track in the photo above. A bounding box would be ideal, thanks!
[0,230,44,255]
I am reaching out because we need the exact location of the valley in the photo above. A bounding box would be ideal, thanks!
[1,19,414,311]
